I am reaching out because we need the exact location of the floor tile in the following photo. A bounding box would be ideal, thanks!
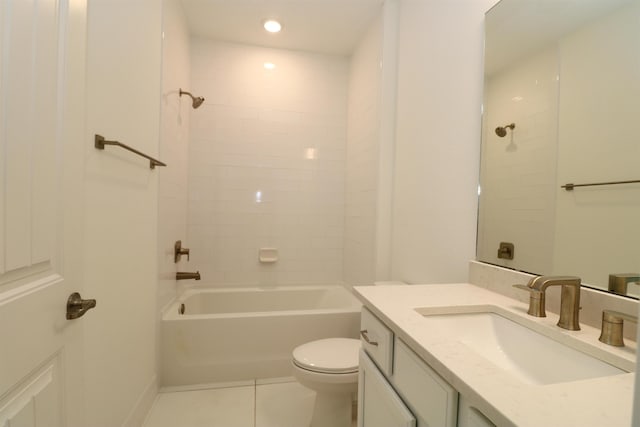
[255,382,316,427]
[144,386,255,427]
[144,379,357,427]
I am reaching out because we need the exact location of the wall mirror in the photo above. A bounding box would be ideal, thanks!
[477,0,640,298]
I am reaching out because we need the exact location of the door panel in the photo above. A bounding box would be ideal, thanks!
[0,0,87,426]
[0,357,63,427]
[1,0,58,277]
[0,277,65,397]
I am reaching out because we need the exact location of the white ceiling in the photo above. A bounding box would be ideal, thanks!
[179,0,384,56]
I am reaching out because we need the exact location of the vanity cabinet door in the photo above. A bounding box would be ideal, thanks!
[358,350,416,427]
[393,338,458,427]
[457,396,496,427]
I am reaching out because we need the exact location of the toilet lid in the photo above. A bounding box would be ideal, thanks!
[293,338,360,374]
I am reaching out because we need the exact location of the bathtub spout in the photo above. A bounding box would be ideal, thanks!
[176,271,201,281]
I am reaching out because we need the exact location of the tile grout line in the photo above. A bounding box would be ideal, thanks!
[253,381,257,427]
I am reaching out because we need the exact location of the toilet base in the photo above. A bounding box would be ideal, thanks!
[310,391,352,427]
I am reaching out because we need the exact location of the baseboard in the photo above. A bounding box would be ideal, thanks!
[122,374,158,427]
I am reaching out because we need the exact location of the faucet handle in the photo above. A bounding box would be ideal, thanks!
[174,240,190,263]
[599,309,638,347]
[524,276,542,288]
[512,284,545,317]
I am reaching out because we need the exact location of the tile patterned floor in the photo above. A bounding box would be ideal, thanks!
[143,378,354,427]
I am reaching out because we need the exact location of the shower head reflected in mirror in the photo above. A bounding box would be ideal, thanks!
[179,89,205,109]
[495,123,515,137]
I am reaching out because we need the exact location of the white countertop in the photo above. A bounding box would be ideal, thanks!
[353,283,637,427]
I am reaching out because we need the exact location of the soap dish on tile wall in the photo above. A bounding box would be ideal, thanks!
[259,248,278,263]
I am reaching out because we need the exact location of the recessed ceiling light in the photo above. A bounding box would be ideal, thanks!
[264,62,276,70]
[263,19,282,33]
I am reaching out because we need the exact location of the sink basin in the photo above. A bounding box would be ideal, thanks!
[418,308,626,385]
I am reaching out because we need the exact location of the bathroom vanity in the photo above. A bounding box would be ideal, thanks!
[353,284,636,427]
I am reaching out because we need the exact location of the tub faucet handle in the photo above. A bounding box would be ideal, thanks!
[174,240,190,263]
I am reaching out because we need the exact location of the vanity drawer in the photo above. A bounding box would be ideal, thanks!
[393,338,458,427]
[360,307,394,376]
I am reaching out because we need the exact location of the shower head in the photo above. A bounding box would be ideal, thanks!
[495,123,515,137]
[179,89,205,109]
[495,127,508,137]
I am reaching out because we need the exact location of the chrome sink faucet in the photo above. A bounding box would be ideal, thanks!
[514,276,582,330]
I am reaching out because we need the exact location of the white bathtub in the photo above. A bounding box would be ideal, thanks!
[161,285,362,386]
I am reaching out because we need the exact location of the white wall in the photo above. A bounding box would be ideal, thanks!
[180,0,495,286]
[344,12,383,285]
[375,0,400,281]
[158,0,191,313]
[84,1,162,425]
[187,40,349,286]
[391,0,496,283]
[344,1,399,285]
[157,0,191,386]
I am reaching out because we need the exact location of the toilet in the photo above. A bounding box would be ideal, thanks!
[292,337,361,427]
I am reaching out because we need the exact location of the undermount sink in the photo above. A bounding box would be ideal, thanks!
[417,307,627,385]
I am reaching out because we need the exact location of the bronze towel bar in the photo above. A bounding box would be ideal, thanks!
[94,134,167,169]
[561,179,640,191]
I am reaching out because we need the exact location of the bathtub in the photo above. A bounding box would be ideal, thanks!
[160,285,362,386]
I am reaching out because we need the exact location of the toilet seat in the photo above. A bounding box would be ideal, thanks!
[292,338,360,374]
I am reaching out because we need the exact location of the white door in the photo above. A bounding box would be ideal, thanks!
[0,1,88,426]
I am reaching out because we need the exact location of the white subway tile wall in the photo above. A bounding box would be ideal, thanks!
[187,39,348,285]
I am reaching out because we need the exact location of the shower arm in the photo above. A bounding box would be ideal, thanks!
[179,88,205,108]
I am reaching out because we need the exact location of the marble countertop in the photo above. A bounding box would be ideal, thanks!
[353,283,637,427]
